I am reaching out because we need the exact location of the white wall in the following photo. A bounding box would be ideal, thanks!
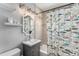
[0,10,25,54]
[41,13,48,45]
[35,14,42,40]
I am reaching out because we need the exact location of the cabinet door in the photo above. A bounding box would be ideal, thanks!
[31,47,39,56]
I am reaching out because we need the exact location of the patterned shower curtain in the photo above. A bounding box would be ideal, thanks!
[47,4,79,56]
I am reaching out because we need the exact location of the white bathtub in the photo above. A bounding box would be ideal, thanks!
[40,44,48,56]
[0,48,21,56]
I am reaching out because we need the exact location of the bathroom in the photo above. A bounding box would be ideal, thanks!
[0,3,79,56]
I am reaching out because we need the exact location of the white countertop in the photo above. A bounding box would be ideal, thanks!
[23,39,41,47]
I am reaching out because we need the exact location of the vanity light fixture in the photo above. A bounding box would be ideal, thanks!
[19,3,32,15]
[18,3,26,15]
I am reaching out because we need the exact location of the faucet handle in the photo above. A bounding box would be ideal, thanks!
[29,31,32,34]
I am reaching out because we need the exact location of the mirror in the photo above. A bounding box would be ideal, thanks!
[23,15,35,40]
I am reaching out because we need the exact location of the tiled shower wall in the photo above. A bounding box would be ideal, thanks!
[47,3,79,56]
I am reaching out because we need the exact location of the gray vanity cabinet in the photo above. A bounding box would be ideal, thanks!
[23,40,41,56]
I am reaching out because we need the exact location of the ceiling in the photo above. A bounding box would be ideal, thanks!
[0,3,17,12]
[36,3,70,12]
[0,3,17,17]
[0,3,70,17]
[0,3,70,11]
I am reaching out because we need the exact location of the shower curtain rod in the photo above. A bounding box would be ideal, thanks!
[39,3,74,14]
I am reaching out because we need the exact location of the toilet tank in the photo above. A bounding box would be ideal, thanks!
[0,48,21,56]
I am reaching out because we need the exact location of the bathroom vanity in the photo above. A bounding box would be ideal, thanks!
[22,39,41,56]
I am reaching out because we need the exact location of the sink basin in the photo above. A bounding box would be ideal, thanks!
[23,39,41,47]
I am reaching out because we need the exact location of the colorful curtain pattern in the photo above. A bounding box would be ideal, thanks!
[47,4,79,56]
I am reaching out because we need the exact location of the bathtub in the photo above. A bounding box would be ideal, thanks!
[40,44,48,56]
[0,48,21,56]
